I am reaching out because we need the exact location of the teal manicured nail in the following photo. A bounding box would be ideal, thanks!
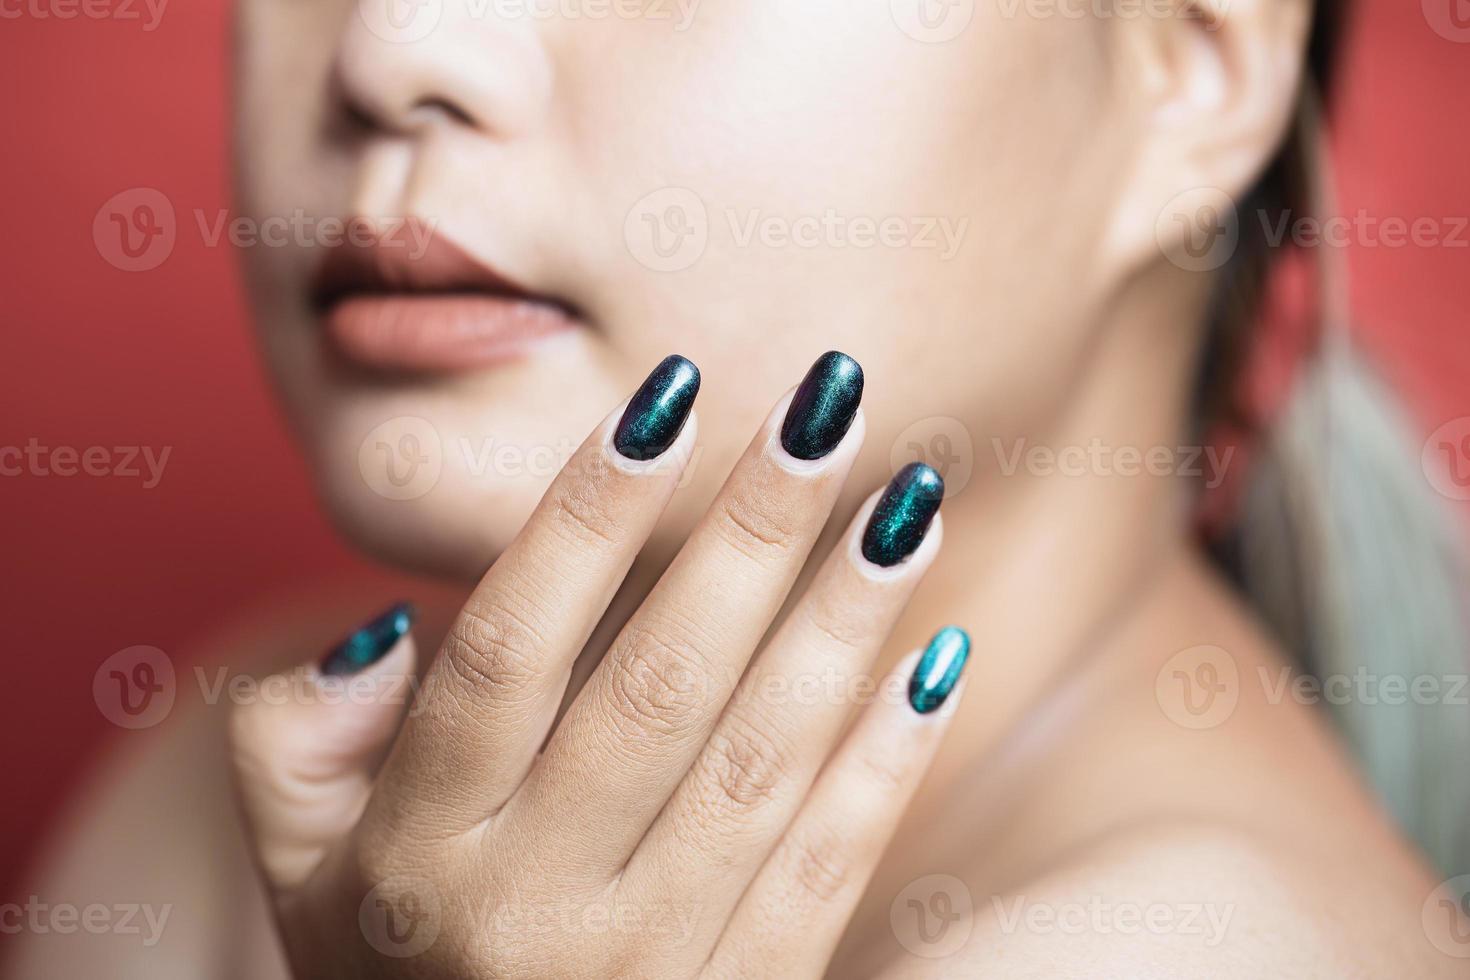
[780,350,864,461]
[320,602,415,676]
[861,462,944,567]
[614,354,701,461]
[909,626,970,714]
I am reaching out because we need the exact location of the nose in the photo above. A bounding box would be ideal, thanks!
[333,0,552,139]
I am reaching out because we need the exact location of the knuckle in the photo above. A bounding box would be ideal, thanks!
[547,482,622,550]
[441,600,546,705]
[800,599,868,657]
[347,832,407,893]
[696,719,791,814]
[714,487,803,562]
[855,747,908,796]
[783,828,854,904]
[226,700,275,785]
[603,629,708,738]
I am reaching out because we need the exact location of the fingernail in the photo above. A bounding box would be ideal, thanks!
[614,354,701,461]
[861,462,944,567]
[909,626,970,714]
[320,602,415,676]
[780,350,864,461]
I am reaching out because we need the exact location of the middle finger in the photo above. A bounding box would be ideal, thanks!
[506,351,866,877]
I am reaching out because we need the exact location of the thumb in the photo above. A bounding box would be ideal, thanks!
[229,602,419,895]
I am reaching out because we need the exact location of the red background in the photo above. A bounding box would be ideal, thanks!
[2,0,1467,901]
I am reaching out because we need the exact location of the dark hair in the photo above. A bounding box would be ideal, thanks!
[1195,0,1349,434]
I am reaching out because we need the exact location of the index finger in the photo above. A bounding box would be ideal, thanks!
[367,355,701,839]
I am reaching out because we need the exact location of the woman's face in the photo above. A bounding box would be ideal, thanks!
[235,0,1158,577]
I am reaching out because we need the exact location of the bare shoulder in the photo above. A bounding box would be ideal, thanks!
[866,553,1459,977]
[892,820,1460,978]
[5,589,454,979]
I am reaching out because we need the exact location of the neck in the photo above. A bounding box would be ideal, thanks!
[897,263,1217,780]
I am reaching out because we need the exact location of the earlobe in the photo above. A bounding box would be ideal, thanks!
[1099,0,1314,278]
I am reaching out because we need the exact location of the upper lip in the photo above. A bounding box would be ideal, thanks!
[311,218,575,316]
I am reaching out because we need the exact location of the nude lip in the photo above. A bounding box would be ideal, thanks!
[312,221,579,374]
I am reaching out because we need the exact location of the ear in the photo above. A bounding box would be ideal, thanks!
[1101,0,1315,276]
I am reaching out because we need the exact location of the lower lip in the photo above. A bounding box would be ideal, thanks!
[322,294,577,373]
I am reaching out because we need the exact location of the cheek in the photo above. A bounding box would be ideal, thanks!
[560,1,1116,436]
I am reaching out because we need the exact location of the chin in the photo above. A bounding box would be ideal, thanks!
[316,461,548,582]
[303,404,559,581]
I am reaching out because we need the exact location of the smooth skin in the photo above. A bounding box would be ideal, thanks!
[237,378,960,978]
[8,0,1464,976]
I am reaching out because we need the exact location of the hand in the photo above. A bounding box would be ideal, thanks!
[229,352,969,978]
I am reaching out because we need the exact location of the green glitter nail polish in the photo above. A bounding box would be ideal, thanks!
[614,354,701,461]
[320,602,415,676]
[861,462,944,567]
[780,350,864,461]
[909,626,970,714]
